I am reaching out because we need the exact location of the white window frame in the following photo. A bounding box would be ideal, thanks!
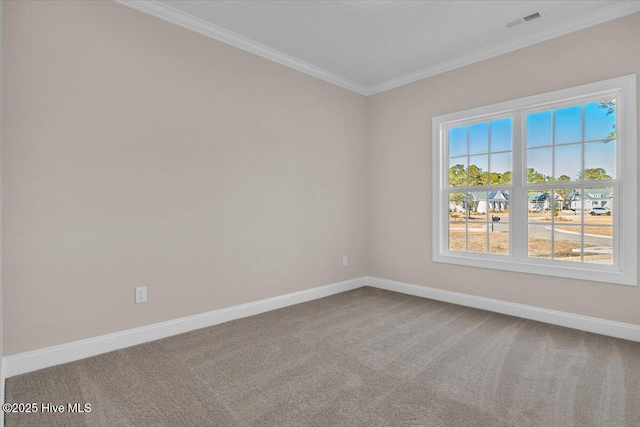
[432,75,637,286]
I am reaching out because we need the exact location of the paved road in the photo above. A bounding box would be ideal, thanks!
[524,223,611,246]
[457,217,612,246]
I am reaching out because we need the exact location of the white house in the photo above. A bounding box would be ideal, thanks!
[567,188,613,212]
[469,191,508,214]
[528,191,563,212]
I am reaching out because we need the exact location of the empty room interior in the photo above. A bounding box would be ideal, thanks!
[2,0,640,426]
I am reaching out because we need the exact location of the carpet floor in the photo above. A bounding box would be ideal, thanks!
[5,287,640,426]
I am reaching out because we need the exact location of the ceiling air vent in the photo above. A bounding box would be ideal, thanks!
[523,12,541,22]
[506,12,542,28]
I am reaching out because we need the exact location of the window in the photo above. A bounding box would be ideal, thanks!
[432,75,637,285]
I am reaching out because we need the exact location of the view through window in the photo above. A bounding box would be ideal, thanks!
[525,101,616,264]
[433,76,636,285]
[448,118,512,255]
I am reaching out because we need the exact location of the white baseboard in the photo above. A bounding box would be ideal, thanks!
[367,276,640,342]
[4,277,366,378]
[5,275,638,379]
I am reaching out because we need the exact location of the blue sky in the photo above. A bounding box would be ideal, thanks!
[449,99,616,182]
[527,100,616,180]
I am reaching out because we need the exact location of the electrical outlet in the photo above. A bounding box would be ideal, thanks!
[343,255,348,266]
[135,286,147,304]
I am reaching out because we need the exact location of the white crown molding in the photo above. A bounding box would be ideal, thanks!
[3,277,366,378]
[367,277,640,343]
[116,1,640,97]
[115,0,369,95]
[366,1,640,95]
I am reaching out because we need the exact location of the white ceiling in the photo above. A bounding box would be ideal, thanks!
[121,1,640,95]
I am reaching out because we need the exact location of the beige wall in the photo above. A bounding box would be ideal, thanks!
[2,1,368,355]
[367,13,640,325]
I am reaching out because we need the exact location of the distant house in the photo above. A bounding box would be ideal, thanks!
[449,199,465,213]
[448,191,508,213]
[567,188,613,212]
[469,191,508,214]
[528,192,563,211]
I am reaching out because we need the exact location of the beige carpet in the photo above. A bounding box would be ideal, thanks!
[5,287,640,426]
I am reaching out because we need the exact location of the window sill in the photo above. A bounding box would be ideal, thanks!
[432,252,636,286]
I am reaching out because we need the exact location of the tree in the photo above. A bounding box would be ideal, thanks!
[483,171,512,185]
[486,172,498,185]
[578,168,611,180]
[449,164,467,187]
[499,171,512,185]
[599,99,616,141]
[467,164,484,186]
[527,168,550,183]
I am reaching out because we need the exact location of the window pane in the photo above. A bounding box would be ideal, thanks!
[552,225,582,262]
[449,158,467,187]
[554,196,582,261]
[528,190,551,221]
[583,226,613,265]
[490,152,511,184]
[584,100,616,142]
[467,229,487,253]
[555,144,582,182]
[468,155,488,186]
[584,140,616,180]
[554,188,574,217]
[549,189,563,216]
[489,190,509,215]
[490,118,512,152]
[585,187,613,221]
[528,224,551,259]
[527,147,552,183]
[468,192,487,253]
[489,190,509,255]
[555,105,582,144]
[567,188,585,213]
[526,111,552,148]
[448,192,467,252]
[448,222,466,252]
[468,192,489,217]
[449,192,466,220]
[469,123,488,155]
[449,126,467,157]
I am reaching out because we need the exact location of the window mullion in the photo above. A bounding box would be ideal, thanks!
[511,113,525,260]
[550,109,555,260]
